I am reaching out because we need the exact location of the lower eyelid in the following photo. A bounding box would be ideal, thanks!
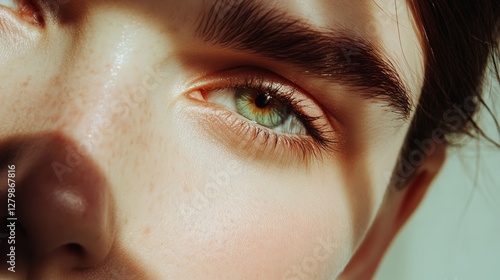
[182,97,336,167]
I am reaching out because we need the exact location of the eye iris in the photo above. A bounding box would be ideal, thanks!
[235,88,290,128]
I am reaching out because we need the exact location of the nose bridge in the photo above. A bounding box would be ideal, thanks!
[49,20,142,138]
[32,4,182,145]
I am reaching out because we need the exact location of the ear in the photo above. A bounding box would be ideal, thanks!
[338,143,446,280]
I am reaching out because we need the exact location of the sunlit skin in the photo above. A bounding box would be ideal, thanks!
[0,0,445,279]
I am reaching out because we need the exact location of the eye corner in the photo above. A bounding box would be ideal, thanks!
[20,0,46,27]
[0,0,45,28]
[186,89,206,102]
[19,1,44,27]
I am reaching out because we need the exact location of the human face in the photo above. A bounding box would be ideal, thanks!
[0,0,424,279]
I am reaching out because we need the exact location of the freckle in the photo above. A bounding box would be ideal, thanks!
[183,184,190,193]
[148,182,154,193]
[143,226,151,236]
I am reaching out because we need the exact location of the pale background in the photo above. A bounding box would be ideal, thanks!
[375,68,500,280]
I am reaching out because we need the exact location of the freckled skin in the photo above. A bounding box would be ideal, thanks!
[0,0,433,279]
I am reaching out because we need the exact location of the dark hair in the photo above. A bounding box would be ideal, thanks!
[393,0,500,188]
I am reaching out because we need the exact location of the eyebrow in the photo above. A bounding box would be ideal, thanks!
[195,0,413,120]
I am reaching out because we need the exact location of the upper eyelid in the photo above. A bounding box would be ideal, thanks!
[187,68,321,110]
[196,73,325,121]
[195,73,335,145]
[200,76,306,119]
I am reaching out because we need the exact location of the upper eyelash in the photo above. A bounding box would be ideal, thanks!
[220,76,335,147]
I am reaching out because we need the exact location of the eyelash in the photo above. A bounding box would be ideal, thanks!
[195,75,337,163]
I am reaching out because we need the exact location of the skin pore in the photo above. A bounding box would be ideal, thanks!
[0,0,441,279]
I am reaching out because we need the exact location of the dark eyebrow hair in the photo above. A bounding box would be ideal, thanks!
[195,0,413,120]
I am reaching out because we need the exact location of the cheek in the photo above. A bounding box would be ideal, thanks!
[120,122,358,279]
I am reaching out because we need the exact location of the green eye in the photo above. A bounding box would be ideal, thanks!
[235,88,291,128]
[202,81,309,136]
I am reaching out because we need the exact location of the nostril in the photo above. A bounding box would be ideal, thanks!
[65,243,97,267]
[1,135,116,270]
[66,243,84,257]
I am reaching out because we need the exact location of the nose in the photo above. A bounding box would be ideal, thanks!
[1,133,116,270]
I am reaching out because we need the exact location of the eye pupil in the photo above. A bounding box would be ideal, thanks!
[254,93,271,108]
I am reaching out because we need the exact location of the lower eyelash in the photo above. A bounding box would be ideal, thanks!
[187,99,339,166]
[245,122,328,166]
